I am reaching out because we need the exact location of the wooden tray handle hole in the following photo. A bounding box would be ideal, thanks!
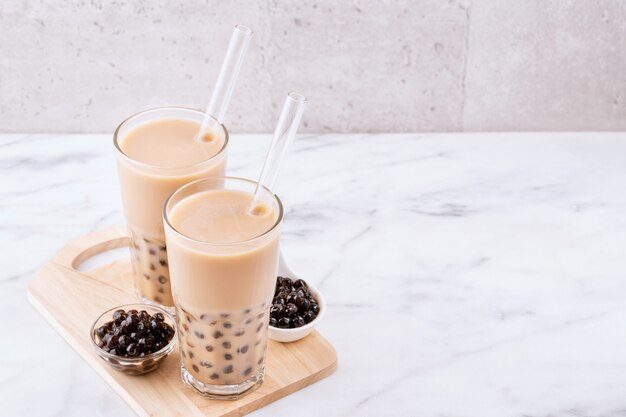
[72,237,131,272]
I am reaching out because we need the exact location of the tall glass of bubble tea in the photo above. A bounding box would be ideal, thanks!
[163,92,306,398]
[113,25,252,312]
[164,177,283,398]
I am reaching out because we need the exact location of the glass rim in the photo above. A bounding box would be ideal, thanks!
[163,176,284,247]
[113,106,229,171]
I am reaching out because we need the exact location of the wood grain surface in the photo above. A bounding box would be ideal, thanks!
[27,226,337,417]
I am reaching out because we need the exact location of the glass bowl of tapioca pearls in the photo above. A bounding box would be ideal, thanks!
[113,107,228,313]
[90,303,177,375]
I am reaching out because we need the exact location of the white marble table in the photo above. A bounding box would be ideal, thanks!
[2,132,626,417]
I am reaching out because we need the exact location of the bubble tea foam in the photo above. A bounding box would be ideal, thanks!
[114,108,228,309]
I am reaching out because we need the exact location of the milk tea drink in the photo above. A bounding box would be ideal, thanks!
[114,107,228,309]
[164,177,282,398]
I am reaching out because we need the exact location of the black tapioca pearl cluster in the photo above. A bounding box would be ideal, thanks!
[96,309,174,357]
[270,276,320,329]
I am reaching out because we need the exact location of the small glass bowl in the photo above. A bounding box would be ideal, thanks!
[90,303,177,375]
[268,282,326,343]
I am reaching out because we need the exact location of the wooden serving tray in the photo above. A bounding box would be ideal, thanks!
[27,226,337,417]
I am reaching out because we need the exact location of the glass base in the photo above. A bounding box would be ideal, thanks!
[181,365,264,399]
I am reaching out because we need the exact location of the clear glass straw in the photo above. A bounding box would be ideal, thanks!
[250,92,307,212]
[197,25,253,140]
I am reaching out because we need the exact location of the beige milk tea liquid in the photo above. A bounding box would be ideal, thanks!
[116,117,226,307]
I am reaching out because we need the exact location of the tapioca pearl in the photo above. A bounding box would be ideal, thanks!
[292,315,305,327]
[222,341,231,349]
[303,311,315,323]
[234,329,245,337]
[256,323,263,333]
[149,248,157,256]
[213,330,223,339]
[223,322,232,329]
[158,287,165,294]
[200,317,216,325]
[244,308,251,314]
[205,345,214,352]
[220,313,229,319]
[223,365,233,374]
[143,273,150,280]
[224,353,233,360]
[182,323,189,331]
[210,373,219,380]
[244,318,253,325]
[243,367,253,376]
[257,312,264,320]
[186,315,192,323]
[194,331,205,339]
[192,364,199,372]
[149,264,156,271]
[188,351,194,359]
[158,276,167,284]
[154,295,163,303]
[239,345,249,354]
[159,260,167,267]
[200,361,212,368]
[283,303,298,317]
[257,356,264,365]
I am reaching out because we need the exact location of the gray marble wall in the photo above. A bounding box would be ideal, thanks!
[1,0,625,133]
